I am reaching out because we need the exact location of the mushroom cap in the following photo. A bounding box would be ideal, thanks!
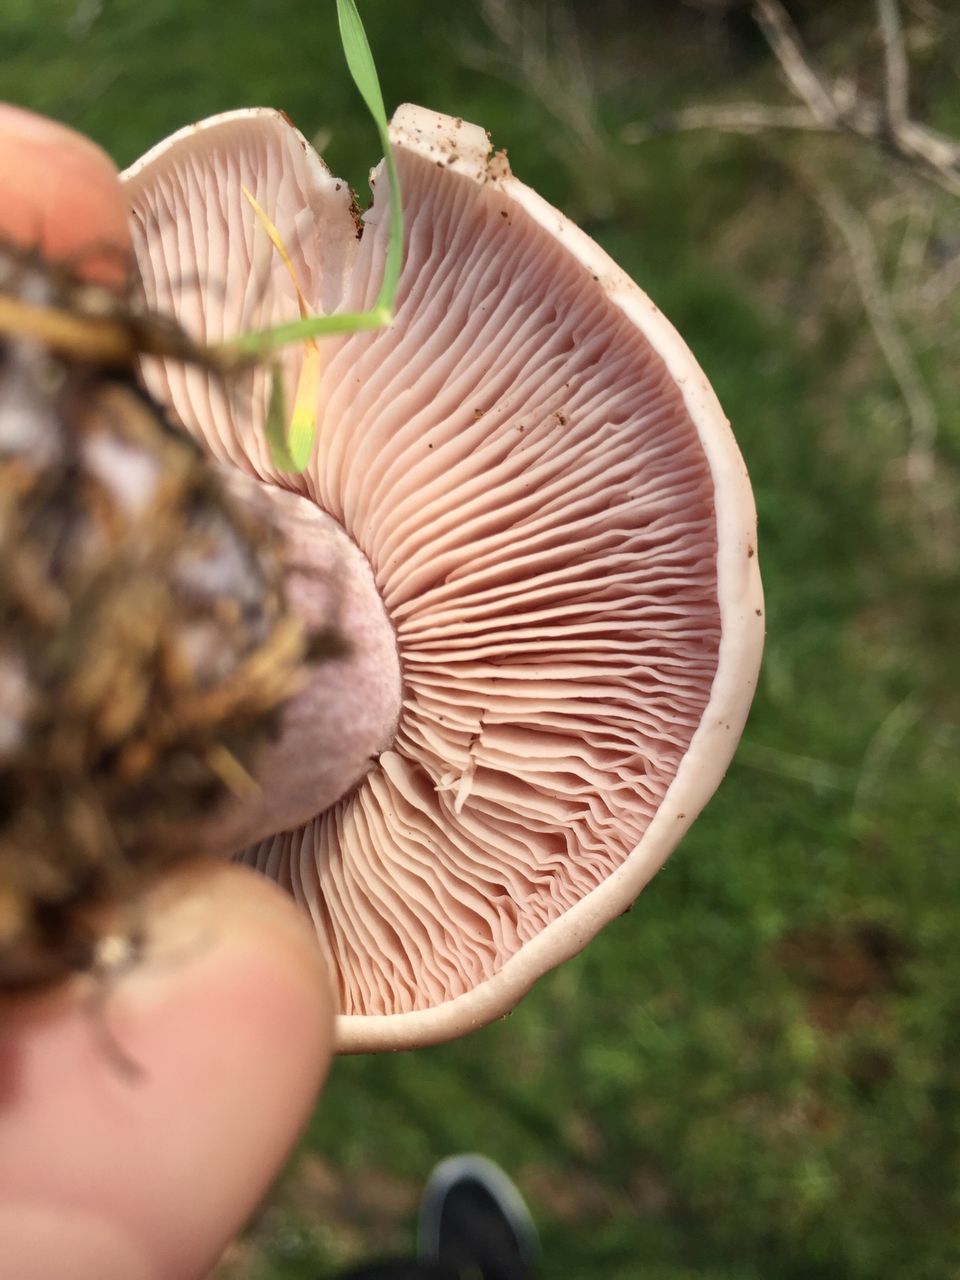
[122,105,764,1051]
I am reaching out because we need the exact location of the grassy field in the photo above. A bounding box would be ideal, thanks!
[3,2,958,1277]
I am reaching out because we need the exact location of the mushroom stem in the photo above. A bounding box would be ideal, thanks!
[202,469,402,855]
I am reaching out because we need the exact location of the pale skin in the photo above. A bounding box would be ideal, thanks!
[0,105,336,1280]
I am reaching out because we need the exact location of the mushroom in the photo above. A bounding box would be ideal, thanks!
[122,105,764,1051]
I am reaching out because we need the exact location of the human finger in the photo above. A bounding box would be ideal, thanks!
[0,861,335,1280]
[0,102,131,285]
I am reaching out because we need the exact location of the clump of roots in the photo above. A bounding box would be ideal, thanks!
[0,245,311,989]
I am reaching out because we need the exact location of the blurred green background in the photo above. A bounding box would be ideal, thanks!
[4,1,958,1276]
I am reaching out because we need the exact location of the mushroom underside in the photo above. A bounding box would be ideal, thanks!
[123,105,761,1049]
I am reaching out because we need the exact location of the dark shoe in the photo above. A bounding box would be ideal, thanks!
[333,1263,455,1279]
[416,1154,540,1280]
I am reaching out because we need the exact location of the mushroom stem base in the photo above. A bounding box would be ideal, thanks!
[204,469,402,854]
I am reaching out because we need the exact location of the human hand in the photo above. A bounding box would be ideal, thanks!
[0,105,335,1280]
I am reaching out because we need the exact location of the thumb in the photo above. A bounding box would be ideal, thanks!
[0,102,131,285]
[0,861,335,1280]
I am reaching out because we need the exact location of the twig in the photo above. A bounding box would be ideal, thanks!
[624,102,857,144]
[801,169,938,486]
[893,199,935,303]
[877,0,911,130]
[757,0,960,195]
[624,0,960,197]
[917,250,960,308]
[618,0,952,492]
[753,0,838,125]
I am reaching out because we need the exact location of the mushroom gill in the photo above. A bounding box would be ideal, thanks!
[123,105,763,1050]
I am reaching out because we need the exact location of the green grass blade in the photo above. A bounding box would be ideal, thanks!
[336,0,403,309]
[222,306,391,358]
[336,0,386,123]
[286,344,322,470]
[264,365,299,472]
[375,130,404,308]
[223,0,403,360]
[228,0,405,472]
